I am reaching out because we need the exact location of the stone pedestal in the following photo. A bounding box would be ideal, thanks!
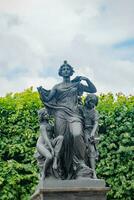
[31,178,109,200]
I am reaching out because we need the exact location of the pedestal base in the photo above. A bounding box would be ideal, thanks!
[31,178,109,200]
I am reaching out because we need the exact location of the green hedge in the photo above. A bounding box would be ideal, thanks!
[96,93,134,200]
[0,88,134,200]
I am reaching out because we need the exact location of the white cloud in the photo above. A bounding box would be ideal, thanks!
[0,0,134,96]
[0,76,58,96]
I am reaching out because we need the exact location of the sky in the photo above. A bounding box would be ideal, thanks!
[0,0,134,96]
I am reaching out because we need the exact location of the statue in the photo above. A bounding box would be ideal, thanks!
[36,61,98,180]
[81,94,99,179]
[32,61,109,200]
[35,108,63,180]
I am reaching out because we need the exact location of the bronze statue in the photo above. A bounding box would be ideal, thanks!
[82,94,99,179]
[35,108,63,180]
[37,61,98,180]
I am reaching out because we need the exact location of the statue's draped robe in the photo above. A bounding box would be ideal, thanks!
[38,82,92,178]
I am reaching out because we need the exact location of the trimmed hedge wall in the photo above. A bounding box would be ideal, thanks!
[96,93,134,200]
[0,88,134,200]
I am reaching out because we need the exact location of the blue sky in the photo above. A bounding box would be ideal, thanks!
[114,38,134,49]
[0,0,134,96]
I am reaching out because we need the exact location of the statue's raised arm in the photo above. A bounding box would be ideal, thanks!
[79,76,97,93]
[72,75,97,94]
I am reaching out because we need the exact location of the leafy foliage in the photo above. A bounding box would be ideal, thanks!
[0,89,133,199]
[96,93,134,200]
[0,88,42,200]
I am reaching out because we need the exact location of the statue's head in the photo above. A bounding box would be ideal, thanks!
[38,108,49,122]
[85,94,98,109]
[58,61,74,77]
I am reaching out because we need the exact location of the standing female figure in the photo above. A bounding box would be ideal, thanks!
[37,61,97,179]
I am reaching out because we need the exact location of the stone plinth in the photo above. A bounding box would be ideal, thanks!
[31,178,109,200]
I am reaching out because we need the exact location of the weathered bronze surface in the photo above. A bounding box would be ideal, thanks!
[32,61,109,199]
[31,178,109,200]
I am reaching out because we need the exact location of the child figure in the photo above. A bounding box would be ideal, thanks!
[35,108,63,180]
[82,94,99,179]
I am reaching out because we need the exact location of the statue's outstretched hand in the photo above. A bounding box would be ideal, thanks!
[79,76,88,81]
[72,76,89,82]
[72,76,81,82]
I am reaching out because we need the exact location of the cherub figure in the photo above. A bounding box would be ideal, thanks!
[82,94,99,179]
[35,108,63,180]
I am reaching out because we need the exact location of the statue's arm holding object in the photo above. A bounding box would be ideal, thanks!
[37,86,56,103]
